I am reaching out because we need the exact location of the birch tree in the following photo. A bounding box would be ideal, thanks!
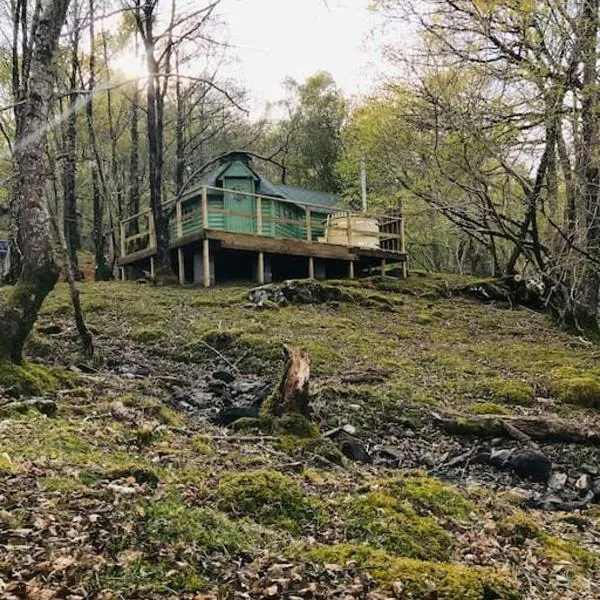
[0,0,72,362]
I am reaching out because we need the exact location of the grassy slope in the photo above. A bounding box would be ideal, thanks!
[0,274,599,599]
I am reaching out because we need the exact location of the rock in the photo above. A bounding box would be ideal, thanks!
[575,473,593,492]
[548,472,567,491]
[212,370,235,383]
[189,391,213,407]
[233,381,260,394]
[216,405,260,426]
[506,487,535,502]
[37,323,62,335]
[509,450,552,482]
[207,378,230,395]
[24,398,58,417]
[340,441,373,463]
[341,424,357,436]
[488,448,512,469]
[377,446,404,462]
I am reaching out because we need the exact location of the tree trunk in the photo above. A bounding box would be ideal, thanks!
[85,0,108,280]
[433,412,600,446]
[175,50,185,196]
[143,0,171,274]
[580,0,600,320]
[127,69,140,238]
[62,3,80,276]
[0,0,72,363]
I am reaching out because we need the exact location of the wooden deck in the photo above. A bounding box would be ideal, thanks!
[118,185,408,285]
[118,228,408,267]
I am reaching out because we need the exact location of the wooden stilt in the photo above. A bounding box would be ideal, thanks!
[258,251,265,284]
[120,267,125,281]
[399,215,407,279]
[380,258,386,276]
[178,248,185,285]
[203,238,210,288]
[349,261,355,279]
[150,256,155,278]
[308,256,315,279]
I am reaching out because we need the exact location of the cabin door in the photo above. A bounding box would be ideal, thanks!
[224,179,255,234]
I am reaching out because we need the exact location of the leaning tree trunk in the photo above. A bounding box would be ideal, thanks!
[0,0,71,363]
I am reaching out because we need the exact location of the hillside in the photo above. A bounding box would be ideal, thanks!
[1,273,599,599]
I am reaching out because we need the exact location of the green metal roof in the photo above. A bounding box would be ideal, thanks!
[273,184,344,213]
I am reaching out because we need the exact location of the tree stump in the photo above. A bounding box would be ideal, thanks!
[263,345,311,418]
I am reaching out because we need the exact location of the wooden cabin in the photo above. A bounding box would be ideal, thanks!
[119,151,408,286]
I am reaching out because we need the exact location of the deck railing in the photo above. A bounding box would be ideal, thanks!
[119,185,406,259]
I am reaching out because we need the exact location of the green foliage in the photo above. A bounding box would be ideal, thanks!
[276,71,346,192]
[339,491,452,560]
[217,470,324,531]
[306,544,519,599]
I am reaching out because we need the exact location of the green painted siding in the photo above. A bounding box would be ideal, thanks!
[169,189,329,242]
[208,194,225,229]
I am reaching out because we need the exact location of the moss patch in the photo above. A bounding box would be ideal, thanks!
[339,491,452,560]
[217,470,324,532]
[375,471,476,519]
[131,327,166,343]
[306,544,519,599]
[137,495,265,553]
[99,558,204,595]
[500,512,596,572]
[470,402,510,415]
[548,367,600,407]
[484,378,535,406]
[0,362,58,395]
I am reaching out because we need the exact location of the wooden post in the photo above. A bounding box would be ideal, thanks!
[178,247,185,285]
[308,256,315,279]
[149,212,157,248]
[176,199,183,239]
[257,251,265,284]
[202,238,210,288]
[380,258,386,276]
[120,221,126,257]
[150,256,156,278]
[256,196,263,235]
[120,267,125,281]
[346,211,353,246]
[201,186,209,229]
[305,207,312,241]
[399,215,408,279]
[349,261,355,279]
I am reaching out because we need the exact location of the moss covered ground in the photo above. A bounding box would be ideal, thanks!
[0,274,599,598]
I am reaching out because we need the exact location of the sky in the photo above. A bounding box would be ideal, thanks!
[217,0,404,118]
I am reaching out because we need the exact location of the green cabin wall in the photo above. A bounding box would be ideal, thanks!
[168,160,329,241]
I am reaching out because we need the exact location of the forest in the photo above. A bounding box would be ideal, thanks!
[1,1,600,599]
